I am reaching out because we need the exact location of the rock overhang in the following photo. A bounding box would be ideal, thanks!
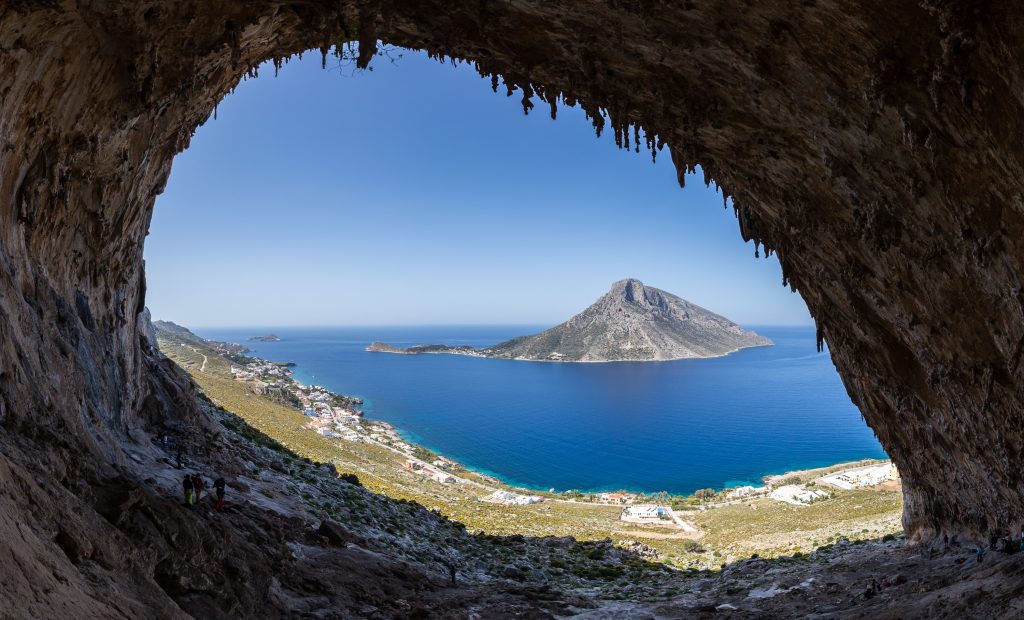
[0,0,1022,586]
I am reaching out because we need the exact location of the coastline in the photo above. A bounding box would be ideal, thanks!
[228,336,880,497]
[200,331,880,498]
[366,340,774,364]
[288,354,884,498]
[157,325,904,568]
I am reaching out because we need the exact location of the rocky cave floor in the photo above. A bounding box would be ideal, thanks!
[8,385,1024,619]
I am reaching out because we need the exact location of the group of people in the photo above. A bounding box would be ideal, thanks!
[182,473,227,511]
[974,531,1024,562]
[859,575,907,601]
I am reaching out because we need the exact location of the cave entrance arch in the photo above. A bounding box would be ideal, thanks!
[147,45,883,500]
[3,1,1023,545]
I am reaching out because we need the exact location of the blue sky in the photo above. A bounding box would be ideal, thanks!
[145,48,812,327]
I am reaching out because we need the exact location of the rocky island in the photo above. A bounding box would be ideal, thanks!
[367,279,771,362]
[249,333,282,342]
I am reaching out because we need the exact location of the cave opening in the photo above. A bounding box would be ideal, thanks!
[145,45,889,501]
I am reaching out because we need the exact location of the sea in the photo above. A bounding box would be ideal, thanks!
[196,325,886,495]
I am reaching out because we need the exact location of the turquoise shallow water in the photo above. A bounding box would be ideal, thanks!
[197,325,885,495]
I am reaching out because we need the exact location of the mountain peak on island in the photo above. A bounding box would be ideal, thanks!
[368,279,772,362]
[607,278,675,308]
[487,278,772,361]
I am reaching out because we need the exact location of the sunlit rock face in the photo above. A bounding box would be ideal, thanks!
[1,0,1023,613]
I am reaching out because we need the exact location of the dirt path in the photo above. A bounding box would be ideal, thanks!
[612,529,702,540]
[666,508,698,532]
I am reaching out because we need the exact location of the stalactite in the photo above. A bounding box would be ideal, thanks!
[521,83,534,115]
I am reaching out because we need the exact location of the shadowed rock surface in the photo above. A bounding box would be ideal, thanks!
[3,0,1024,616]
[369,279,772,361]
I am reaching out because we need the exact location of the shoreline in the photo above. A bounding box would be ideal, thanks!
[157,325,905,569]
[286,352,886,498]
[366,340,774,364]
[191,327,885,502]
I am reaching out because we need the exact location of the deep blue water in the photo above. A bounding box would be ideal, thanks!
[197,326,885,495]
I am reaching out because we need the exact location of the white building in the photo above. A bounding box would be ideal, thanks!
[819,463,897,490]
[726,485,767,499]
[770,485,830,505]
[621,505,666,520]
[487,490,544,505]
[418,467,456,484]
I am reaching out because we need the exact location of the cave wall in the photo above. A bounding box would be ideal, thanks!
[2,0,1024,542]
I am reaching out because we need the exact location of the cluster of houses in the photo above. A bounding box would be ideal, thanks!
[286,381,365,442]
[228,358,373,444]
[487,490,545,505]
[229,360,290,380]
[598,492,639,504]
[367,426,421,455]
[404,459,457,484]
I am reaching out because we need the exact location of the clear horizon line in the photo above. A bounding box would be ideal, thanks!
[162,320,816,330]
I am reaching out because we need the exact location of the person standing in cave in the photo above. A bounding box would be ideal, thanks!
[213,477,226,511]
[192,474,206,503]
[182,475,194,507]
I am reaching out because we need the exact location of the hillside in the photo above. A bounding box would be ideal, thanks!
[368,279,772,362]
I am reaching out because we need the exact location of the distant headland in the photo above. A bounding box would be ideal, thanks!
[367,278,772,362]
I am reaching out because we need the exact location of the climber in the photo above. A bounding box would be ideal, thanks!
[213,477,226,511]
[192,474,206,503]
[975,545,985,563]
[183,475,194,507]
